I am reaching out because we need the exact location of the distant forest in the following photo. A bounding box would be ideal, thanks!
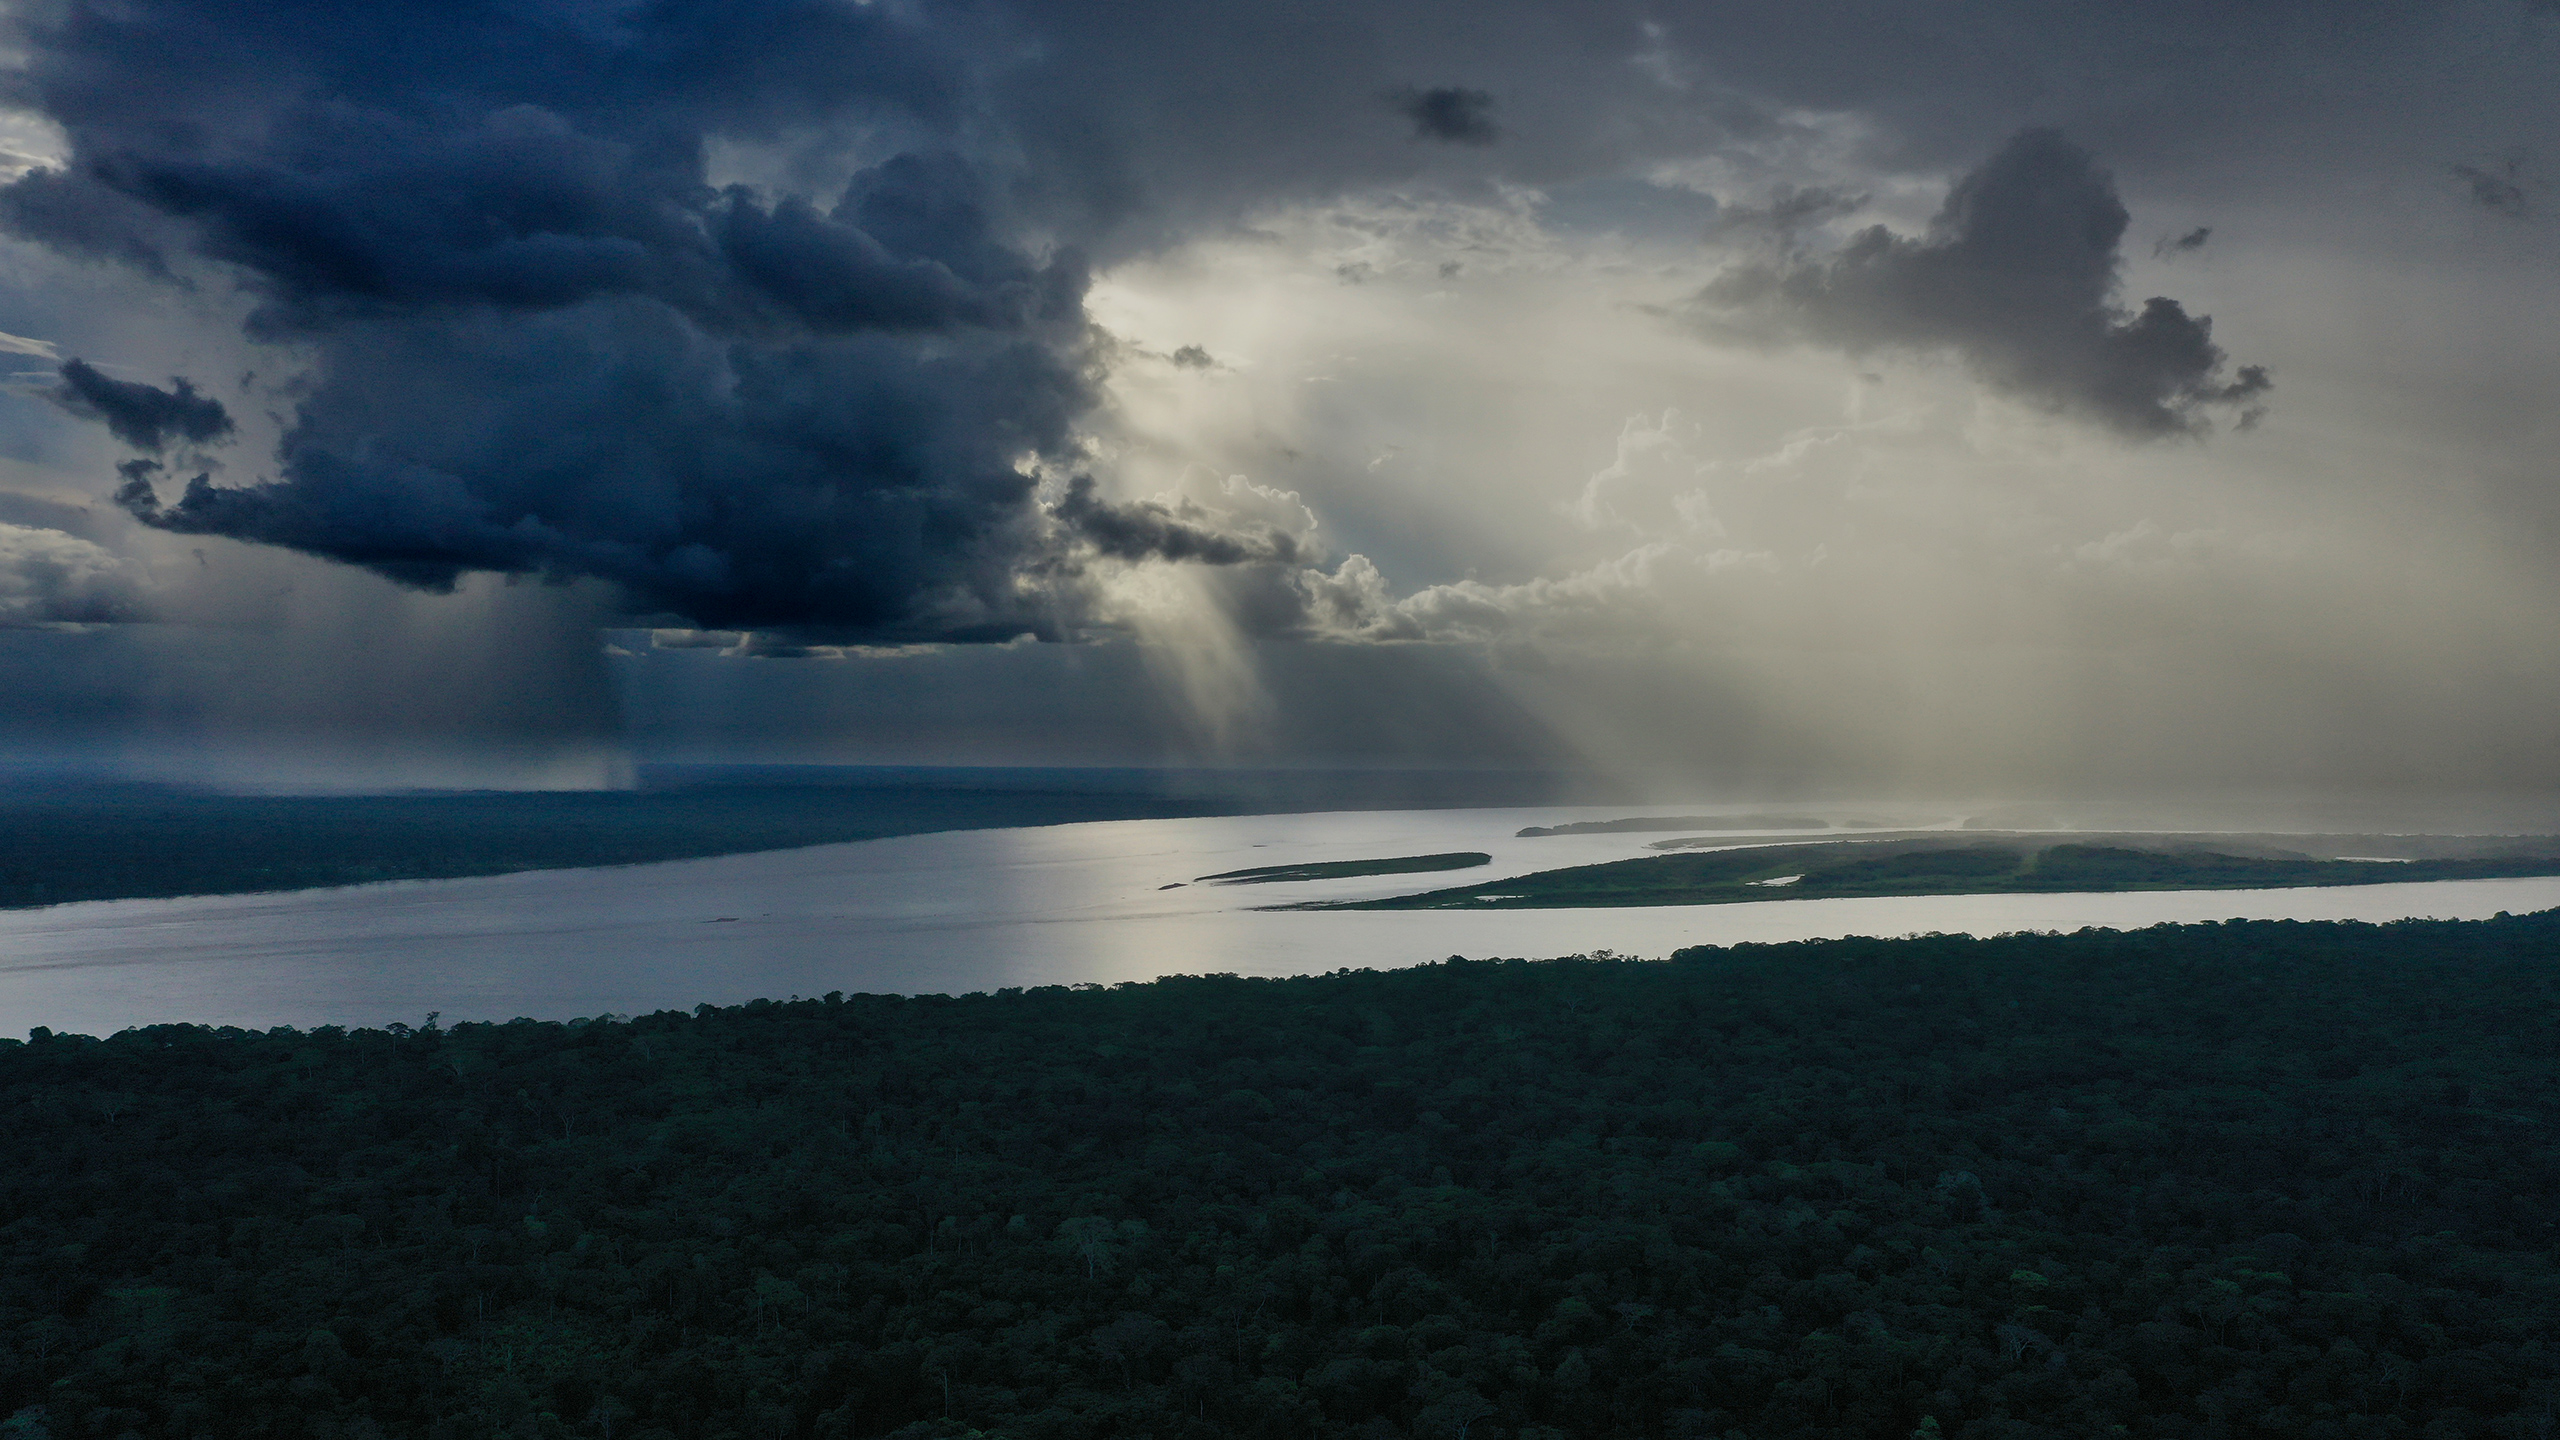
[7,914,2558,1438]
[1322,837,2560,910]
[0,768,1585,910]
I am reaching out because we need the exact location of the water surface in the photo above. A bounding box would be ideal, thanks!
[5,804,2556,1036]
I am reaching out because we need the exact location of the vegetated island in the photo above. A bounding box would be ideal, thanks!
[1196,851,1490,885]
[1297,834,2560,909]
[1516,814,1830,837]
[6,914,2558,1438]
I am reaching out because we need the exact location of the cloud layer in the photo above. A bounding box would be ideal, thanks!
[1,0,2554,791]
[1694,130,2268,437]
[0,522,147,625]
[0,3,2319,644]
[4,0,1314,637]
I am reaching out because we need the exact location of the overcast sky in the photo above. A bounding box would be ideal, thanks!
[0,0,2553,794]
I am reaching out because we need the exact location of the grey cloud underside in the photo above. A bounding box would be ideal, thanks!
[1053,477,1303,567]
[1692,129,2268,438]
[0,520,148,624]
[12,140,1081,339]
[54,358,233,450]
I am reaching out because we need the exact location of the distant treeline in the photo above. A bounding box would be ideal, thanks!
[1326,837,2560,909]
[7,915,2559,1438]
[0,769,1633,910]
[0,779,1252,910]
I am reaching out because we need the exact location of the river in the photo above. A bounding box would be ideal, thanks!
[4,804,2557,1036]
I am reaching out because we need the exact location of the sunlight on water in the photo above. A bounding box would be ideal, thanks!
[4,804,2558,1036]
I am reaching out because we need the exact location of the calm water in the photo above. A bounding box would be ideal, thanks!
[5,804,2558,1036]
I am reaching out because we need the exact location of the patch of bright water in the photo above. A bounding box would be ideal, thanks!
[3,805,2557,1036]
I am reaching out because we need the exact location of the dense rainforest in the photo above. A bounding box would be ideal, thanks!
[7,914,2560,1440]
[0,767,1584,909]
[0,774,1219,910]
[1320,837,2560,909]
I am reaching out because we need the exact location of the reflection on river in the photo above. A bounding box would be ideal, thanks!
[5,804,2559,1036]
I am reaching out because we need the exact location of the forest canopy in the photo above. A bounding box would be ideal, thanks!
[1314,837,2560,910]
[0,767,1573,910]
[6,914,2558,1439]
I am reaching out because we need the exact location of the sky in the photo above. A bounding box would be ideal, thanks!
[0,0,2552,795]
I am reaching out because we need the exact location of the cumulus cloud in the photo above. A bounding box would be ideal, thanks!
[0,522,149,625]
[54,359,234,450]
[1,0,1129,640]
[1691,129,2269,438]
[1565,411,1713,531]
[105,303,1101,636]
[1278,537,1777,646]
[24,0,1528,645]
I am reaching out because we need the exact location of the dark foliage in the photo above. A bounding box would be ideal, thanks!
[0,767,1600,910]
[1333,837,2560,910]
[7,915,2560,1438]
[0,779,1247,910]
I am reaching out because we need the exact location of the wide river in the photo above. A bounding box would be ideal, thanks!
[6,804,2559,1037]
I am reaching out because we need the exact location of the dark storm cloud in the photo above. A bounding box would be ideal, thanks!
[1053,477,1304,566]
[1392,87,1499,146]
[0,0,1185,638]
[1694,129,2268,437]
[2453,161,2531,219]
[53,359,234,451]
[110,300,1103,635]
